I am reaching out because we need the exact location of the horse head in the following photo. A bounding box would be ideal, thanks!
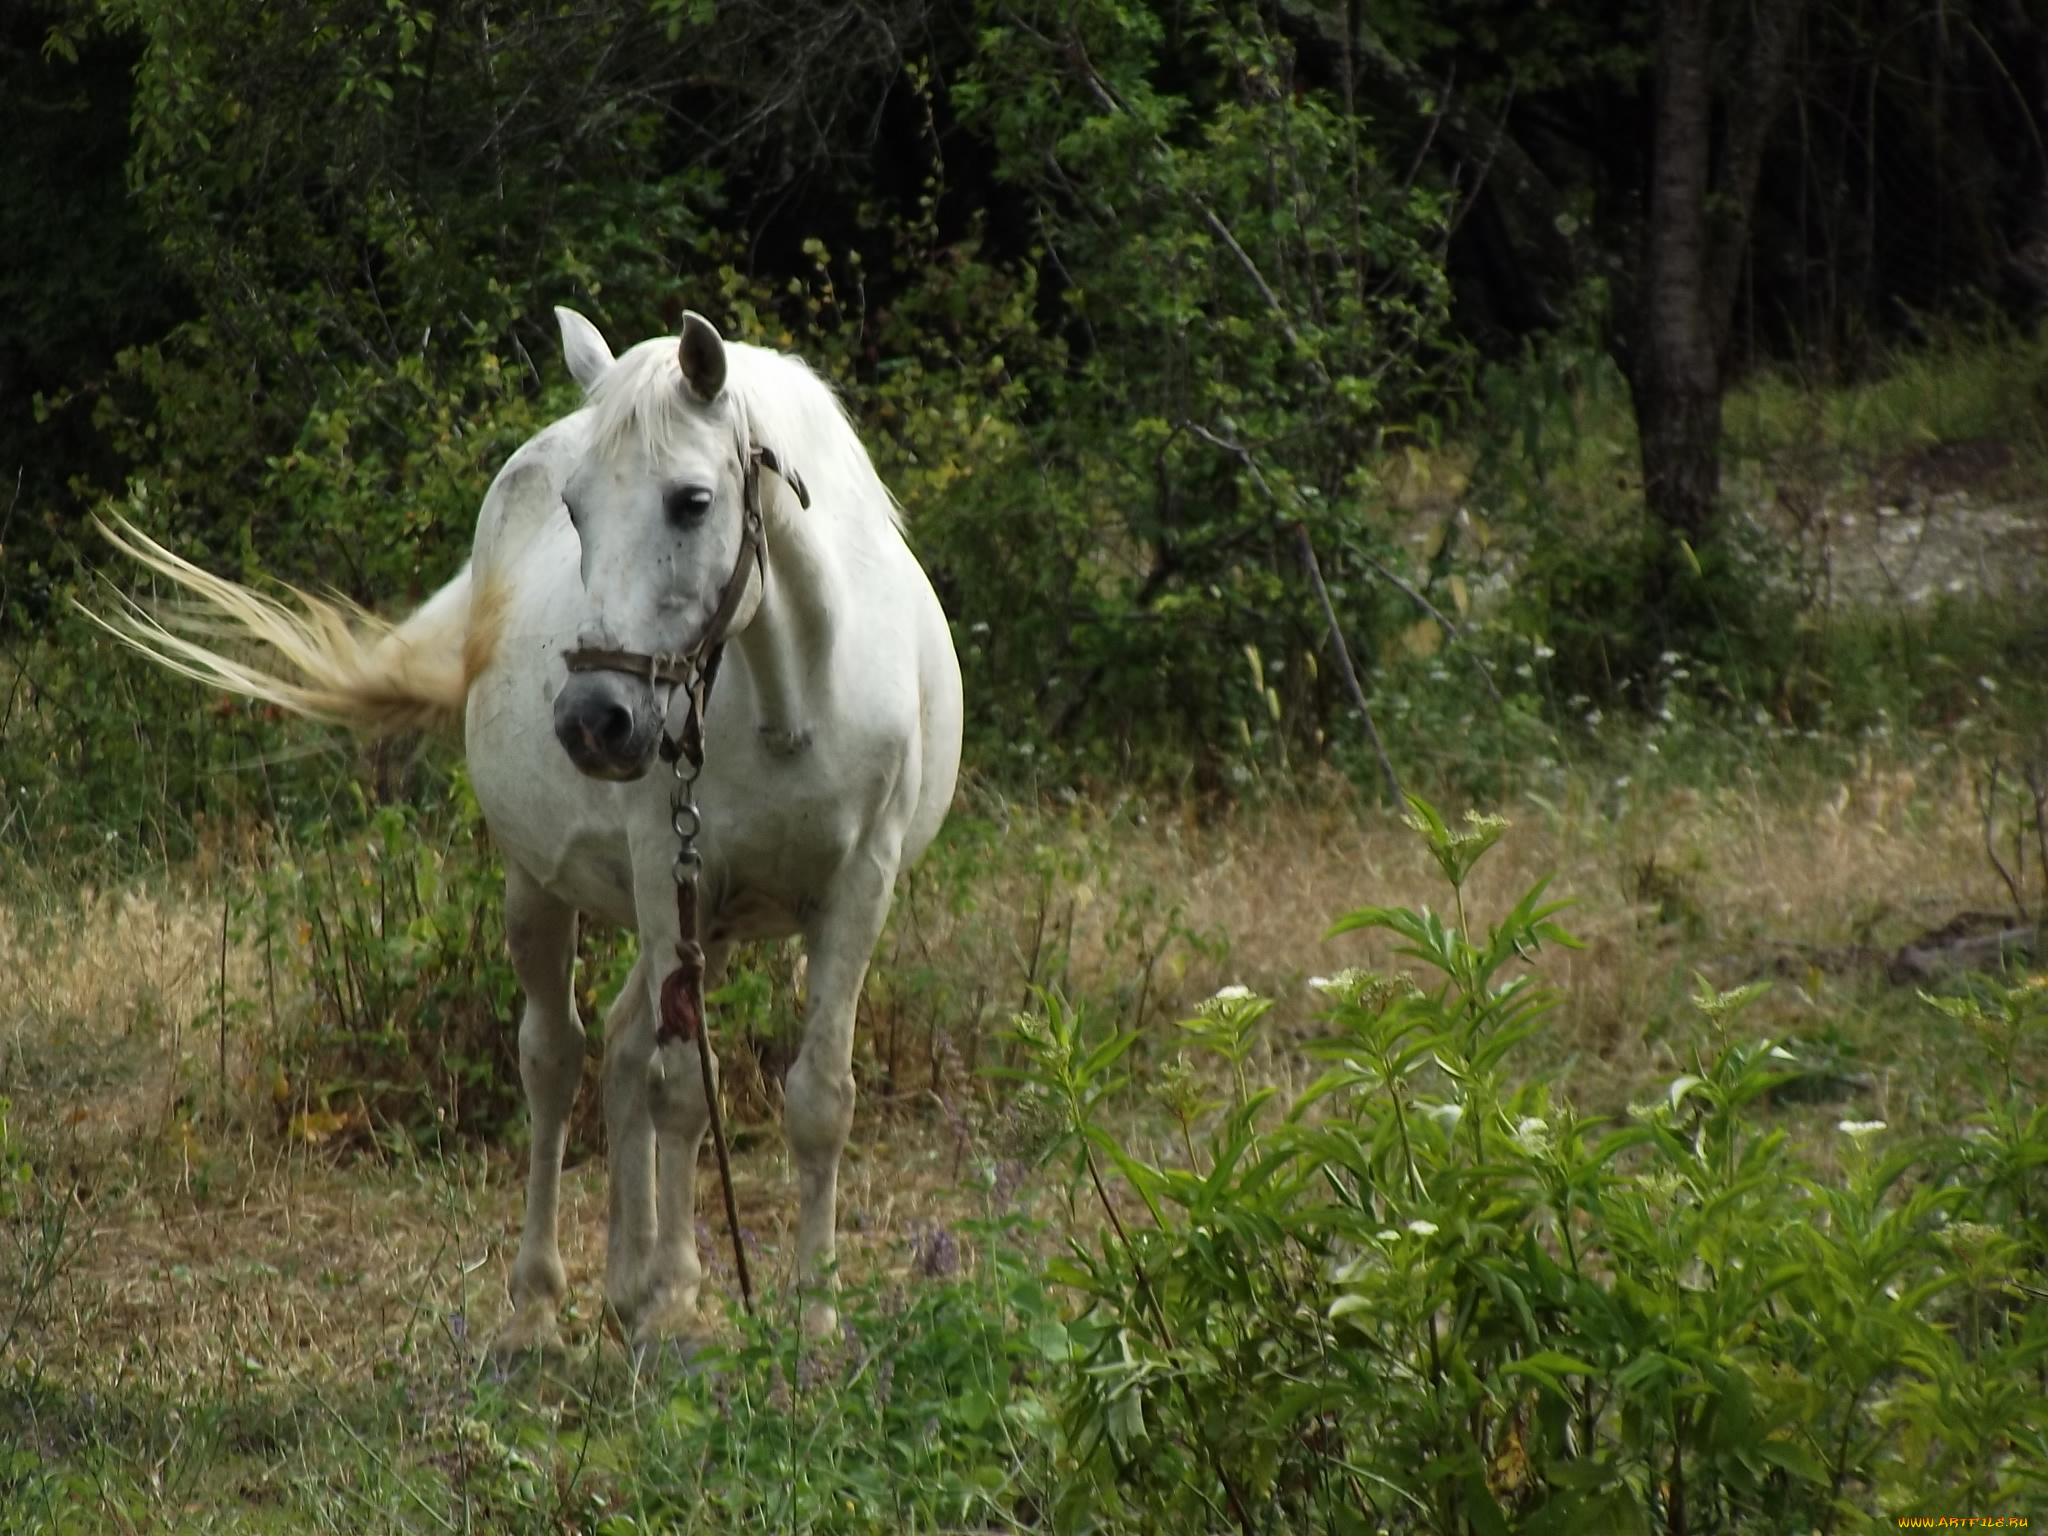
[550,308,769,781]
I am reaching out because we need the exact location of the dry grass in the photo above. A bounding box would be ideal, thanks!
[900,755,1993,1099]
[0,752,2009,1399]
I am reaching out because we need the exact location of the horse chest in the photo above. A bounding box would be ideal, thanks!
[696,747,895,938]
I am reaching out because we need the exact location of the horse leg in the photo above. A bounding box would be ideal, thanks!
[495,862,583,1355]
[787,855,898,1340]
[598,950,657,1330]
[633,940,731,1346]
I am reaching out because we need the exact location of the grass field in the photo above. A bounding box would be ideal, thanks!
[3,725,2040,1528]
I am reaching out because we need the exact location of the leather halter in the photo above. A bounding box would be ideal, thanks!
[559,444,806,761]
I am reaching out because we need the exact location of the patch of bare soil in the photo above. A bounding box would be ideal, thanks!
[12,1118,991,1395]
[1755,437,2048,607]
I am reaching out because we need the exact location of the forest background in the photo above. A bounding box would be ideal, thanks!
[7,0,2048,843]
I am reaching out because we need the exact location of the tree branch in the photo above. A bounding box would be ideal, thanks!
[1296,522,1404,806]
[1354,551,1505,709]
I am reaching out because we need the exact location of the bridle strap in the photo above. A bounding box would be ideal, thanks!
[561,647,692,687]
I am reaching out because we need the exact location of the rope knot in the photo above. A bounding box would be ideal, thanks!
[658,939,706,1045]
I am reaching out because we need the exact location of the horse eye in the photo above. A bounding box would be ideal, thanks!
[664,485,714,525]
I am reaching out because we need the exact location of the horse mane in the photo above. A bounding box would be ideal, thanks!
[582,336,903,531]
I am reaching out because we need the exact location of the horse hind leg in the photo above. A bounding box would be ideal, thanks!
[599,949,658,1331]
[494,863,583,1356]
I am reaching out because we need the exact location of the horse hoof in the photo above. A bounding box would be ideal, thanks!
[630,1286,703,1347]
[630,1329,710,1377]
[629,1297,709,1375]
[489,1302,562,1362]
[801,1300,839,1341]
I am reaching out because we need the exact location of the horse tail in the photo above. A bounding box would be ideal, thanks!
[87,516,475,735]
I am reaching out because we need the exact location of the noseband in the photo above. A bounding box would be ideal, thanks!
[560,444,806,764]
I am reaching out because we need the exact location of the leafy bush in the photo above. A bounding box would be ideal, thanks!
[1006,797,2047,1529]
[255,769,523,1148]
[940,0,1464,780]
[30,0,1490,799]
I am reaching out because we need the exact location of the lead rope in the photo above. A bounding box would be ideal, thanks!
[655,656,755,1317]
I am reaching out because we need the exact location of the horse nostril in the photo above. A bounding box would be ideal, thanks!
[595,702,635,750]
[554,675,655,778]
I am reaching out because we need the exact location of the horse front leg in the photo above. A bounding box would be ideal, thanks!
[495,862,583,1355]
[787,852,899,1340]
[597,950,657,1331]
[632,938,731,1347]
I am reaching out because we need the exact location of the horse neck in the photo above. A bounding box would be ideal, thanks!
[730,485,845,736]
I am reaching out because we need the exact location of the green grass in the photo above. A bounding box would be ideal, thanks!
[1,1240,1067,1534]
[6,333,2048,1528]
[1727,323,2048,466]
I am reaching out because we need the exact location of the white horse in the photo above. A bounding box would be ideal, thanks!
[100,309,964,1348]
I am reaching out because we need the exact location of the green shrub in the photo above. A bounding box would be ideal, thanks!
[1006,797,2047,1529]
[256,768,523,1148]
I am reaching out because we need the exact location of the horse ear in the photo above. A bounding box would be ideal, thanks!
[678,311,728,404]
[555,307,614,395]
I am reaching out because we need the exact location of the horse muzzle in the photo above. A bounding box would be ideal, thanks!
[552,670,663,781]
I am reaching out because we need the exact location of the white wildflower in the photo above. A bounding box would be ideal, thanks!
[1212,984,1251,1002]
[1406,1219,1439,1237]
[1837,1119,1887,1139]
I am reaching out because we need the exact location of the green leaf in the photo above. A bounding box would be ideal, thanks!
[1504,1349,1602,1383]
[1753,1436,1827,1482]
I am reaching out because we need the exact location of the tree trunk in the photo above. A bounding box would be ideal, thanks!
[1634,0,1721,553]
[1985,0,2048,301]
[1629,0,1806,604]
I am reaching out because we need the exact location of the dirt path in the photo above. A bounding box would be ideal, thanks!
[1752,440,2048,607]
